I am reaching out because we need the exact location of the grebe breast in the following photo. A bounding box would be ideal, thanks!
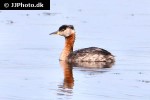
[68,47,115,62]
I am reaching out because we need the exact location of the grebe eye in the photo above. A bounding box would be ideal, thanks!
[60,29,65,31]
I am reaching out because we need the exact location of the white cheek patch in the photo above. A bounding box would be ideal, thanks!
[66,32,70,37]
[71,30,75,33]
[61,28,75,37]
[64,28,71,37]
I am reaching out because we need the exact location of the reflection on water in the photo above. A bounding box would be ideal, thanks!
[60,61,74,89]
[57,61,74,96]
[72,61,114,75]
[57,61,114,97]
[72,61,114,68]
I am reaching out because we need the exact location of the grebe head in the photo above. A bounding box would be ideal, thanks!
[50,25,75,37]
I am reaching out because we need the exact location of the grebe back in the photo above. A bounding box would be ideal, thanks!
[50,25,115,63]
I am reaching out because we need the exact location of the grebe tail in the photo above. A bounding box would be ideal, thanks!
[50,25,115,63]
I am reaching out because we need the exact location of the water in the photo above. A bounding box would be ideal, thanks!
[0,0,150,100]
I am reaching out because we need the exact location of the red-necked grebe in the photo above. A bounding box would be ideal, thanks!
[50,25,115,63]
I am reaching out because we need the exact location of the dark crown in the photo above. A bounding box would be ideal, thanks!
[59,25,74,31]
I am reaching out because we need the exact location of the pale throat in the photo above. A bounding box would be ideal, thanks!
[59,32,75,61]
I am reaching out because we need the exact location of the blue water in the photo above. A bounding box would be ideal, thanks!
[0,0,150,100]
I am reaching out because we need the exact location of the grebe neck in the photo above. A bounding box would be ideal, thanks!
[60,33,75,61]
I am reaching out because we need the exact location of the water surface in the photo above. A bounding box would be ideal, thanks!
[0,0,150,100]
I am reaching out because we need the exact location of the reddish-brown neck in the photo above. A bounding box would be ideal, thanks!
[60,33,75,61]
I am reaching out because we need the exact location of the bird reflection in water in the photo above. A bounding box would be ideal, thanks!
[60,61,74,89]
[57,61,114,96]
[57,61,74,96]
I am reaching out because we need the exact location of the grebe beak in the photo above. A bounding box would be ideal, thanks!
[49,31,58,35]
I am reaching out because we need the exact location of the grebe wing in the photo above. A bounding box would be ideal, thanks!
[71,47,112,55]
[68,47,114,62]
